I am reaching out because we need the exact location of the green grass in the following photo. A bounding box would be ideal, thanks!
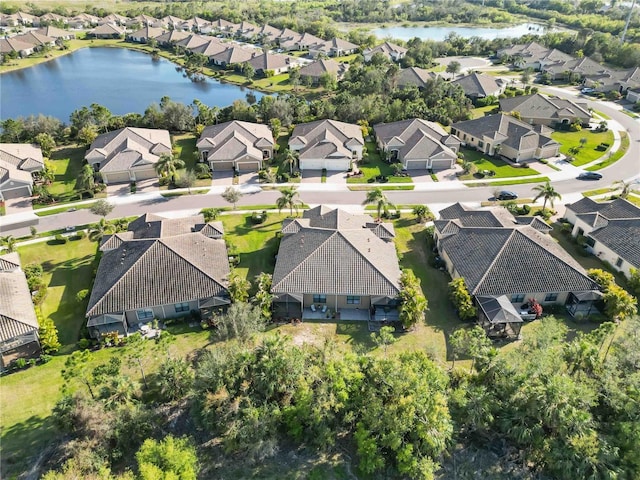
[348,185,415,191]
[552,129,615,167]
[34,202,96,217]
[592,110,611,120]
[470,105,498,119]
[458,148,539,180]
[582,187,618,197]
[347,142,414,184]
[586,131,630,171]
[625,195,640,207]
[0,202,5,216]
[621,109,640,119]
[160,189,209,197]
[17,238,99,346]
[44,145,86,203]
[466,176,551,187]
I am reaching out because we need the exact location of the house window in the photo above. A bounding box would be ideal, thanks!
[478,141,484,148]
[262,150,271,159]
[201,150,209,162]
[313,294,327,304]
[174,302,190,313]
[585,236,595,247]
[616,257,623,267]
[463,134,467,140]
[346,296,361,305]
[352,150,358,158]
[544,293,558,302]
[511,294,525,303]
[451,128,457,136]
[136,308,153,321]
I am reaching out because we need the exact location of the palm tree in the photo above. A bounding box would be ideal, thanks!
[1,235,17,253]
[77,163,96,195]
[614,179,635,199]
[276,186,302,217]
[532,181,562,211]
[155,154,185,183]
[282,149,298,175]
[89,218,115,242]
[363,187,394,221]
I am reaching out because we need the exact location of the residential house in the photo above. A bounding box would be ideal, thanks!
[363,42,407,63]
[246,52,293,76]
[211,45,255,67]
[543,56,609,82]
[0,14,19,27]
[86,213,231,338]
[583,66,640,94]
[181,17,212,34]
[89,24,125,39]
[174,34,210,52]
[155,30,190,47]
[435,203,601,334]
[35,26,76,41]
[497,41,551,70]
[309,37,358,58]
[68,13,100,29]
[126,14,160,28]
[289,119,364,171]
[396,67,436,89]
[627,87,640,104]
[159,15,185,30]
[255,24,281,44]
[0,252,41,369]
[85,127,171,184]
[499,93,591,127]
[564,197,640,278]
[190,39,229,60]
[210,18,238,37]
[373,118,460,171]
[127,26,165,43]
[14,31,56,50]
[13,11,40,27]
[0,37,36,57]
[99,13,128,27]
[451,72,504,101]
[271,206,402,322]
[196,121,274,172]
[39,13,69,26]
[298,58,348,85]
[236,21,259,40]
[0,143,44,200]
[280,31,323,51]
[451,114,559,163]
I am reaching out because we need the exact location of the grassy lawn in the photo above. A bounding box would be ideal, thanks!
[470,105,498,119]
[552,129,615,167]
[45,145,86,203]
[0,202,5,216]
[586,131,629,171]
[347,142,413,184]
[471,176,551,187]
[34,202,96,217]
[458,147,539,180]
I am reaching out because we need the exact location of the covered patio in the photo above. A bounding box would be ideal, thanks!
[477,295,524,340]
[566,291,602,319]
[87,313,127,339]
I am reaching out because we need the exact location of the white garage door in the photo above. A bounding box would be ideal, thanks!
[404,159,428,170]
[103,171,131,184]
[236,161,261,172]
[212,161,234,171]
[300,159,350,171]
[430,159,453,170]
[133,168,157,181]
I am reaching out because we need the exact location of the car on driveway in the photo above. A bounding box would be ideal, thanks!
[577,172,603,180]
[581,87,595,94]
[495,190,518,200]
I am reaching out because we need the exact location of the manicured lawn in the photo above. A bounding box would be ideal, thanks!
[586,131,629,171]
[347,142,414,184]
[46,145,86,203]
[470,105,498,119]
[552,129,615,167]
[477,175,551,187]
[458,147,539,180]
[17,238,99,346]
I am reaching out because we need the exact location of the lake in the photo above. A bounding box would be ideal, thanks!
[0,47,262,121]
[371,23,551,42]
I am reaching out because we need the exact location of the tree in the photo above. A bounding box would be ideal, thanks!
[228,271,251,302]
[628,268,640,298]
[221,186,242,210]
[276,186,302,217]
[371,325,396,357]
[214,302,267,343]
[363,187,393,221]
[532,181,562,211]
[89,217,115,242]
[614,179,635,199]
[39,316,61,354]
[155,154,185,183]
[412,205,432,223]
[40,160,55,185]
[200,207,220,222]
[242,62,255,81]
[602,284,637,322]
[269,118,281,139]
[446,60,461,79]
[282,148,297,175]
[136,436,199,480]
[398,270,428,330]
[448,277,477,320]
[156,357,194,402]
[579,136,588,148]
[254,273,274,321]
[77,163,96,196]
[61,349,96,399]
[175,170,197,193]
[34,132,56,157]
[89,199,114,218]
[0,235,17,253]
[520,67,533,86]
[77,125,98,146]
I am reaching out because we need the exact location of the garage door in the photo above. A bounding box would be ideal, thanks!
[132,169,157,181]
[211,161,234,171]
[103,171,131,184]
[404,159,427,170]
[300,159,350,171]
[430,159,453,170]
[236,161,261,172]
[1,185,31,199]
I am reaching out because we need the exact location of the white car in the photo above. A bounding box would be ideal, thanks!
[581,87,595,94]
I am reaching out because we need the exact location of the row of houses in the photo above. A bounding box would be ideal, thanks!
[3,197,638,367]
[0,26,75,57]
[497,41,640,95]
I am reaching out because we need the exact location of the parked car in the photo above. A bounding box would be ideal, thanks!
[496,190,518,200]
[577,172,603,180]
[581,87,595,94]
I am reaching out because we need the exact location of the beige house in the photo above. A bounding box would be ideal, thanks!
[0,37,35,57]
[363,42,407,63]
[271,206,402,322]
[246,52,294,76]
[299,58,348,85]
[127,26,165,43]
[87,214,230,338]
[89,24,125,39]
[0,143,44,200]
[309,37,358,58]
[289,119,364,171]
[85,127,171,184]
[196,121,274,172]
[499,94,591,127]
[451,114,559,163]
[451,72,504,100]
[35,26,75,41]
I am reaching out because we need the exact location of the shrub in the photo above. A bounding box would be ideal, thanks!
[54,234,67,244]
[158,176,171,186]
[78,338,91,350]
[250,211,266,224]
[74,230,86,240]
[14,358,27,370]
[448,278,477,320]
[76,289,89,302]
[39,354,52,364]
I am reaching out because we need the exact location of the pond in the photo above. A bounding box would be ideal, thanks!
[371,22,552,42]
[0,47,262,121]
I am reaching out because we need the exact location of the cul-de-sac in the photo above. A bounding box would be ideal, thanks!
[1,1,639,478]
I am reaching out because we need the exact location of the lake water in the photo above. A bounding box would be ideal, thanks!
[0,47,262,121]
[372,23,550,42]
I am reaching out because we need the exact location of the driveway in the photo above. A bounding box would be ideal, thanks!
[212,171,234,186]
[301,170,346,184]
[106,182,131,197]
[3,195,34,215]
[237,172,259,185]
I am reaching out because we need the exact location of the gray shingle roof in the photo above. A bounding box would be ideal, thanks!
[272,208,401,297]
[397,67,435,89]
[374,118,458,161]
[299,58,347,79]
[499,94,590,122]
[451,72,502,98]
[589,219,640,268]
[0,253,39,343]
[567,197,640,220]
[439,202,510,227]
[290,120,364,160]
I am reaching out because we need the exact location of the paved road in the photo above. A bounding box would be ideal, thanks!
[2,90,638,237]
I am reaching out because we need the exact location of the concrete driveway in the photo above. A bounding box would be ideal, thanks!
[212,171,234,186]
[3,195,34,215]
[237,172,259,185]
[301,170,346,184]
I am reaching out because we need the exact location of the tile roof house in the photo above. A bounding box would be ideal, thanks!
[255,24,282,44]
[271,206,402,321]
[196,120,274,172]
[189,39,229,60]
[126,14,161,28]
[451,114,559,163]
[12,31,56,49]
[35,26,76,41]
[565,197,640,278]
[497,41,551,70]
[0,143,44,200]
[373,118,460,171]
[174,34,210,51]
[210,45,255,67]
[396,67,436,89]
[298,58,349,84]
[99,13,128,26]
[127,26,165,43]
[86,213,231,338]
[363,42,408,63]
[451,72,504,100]
[159,15,186,30]
[209,18,239,37]
[583,66,640,94]
[0,252,40,369]
[236,21,259,40]
[89,23,125,39]
[68,13,100,29]
[281,31,324,51]
[0,37,36,57]
[39,13,69,25]
[85,127,171,185]
[246,52,294,76]
[289,119,364,171]
[435,203,601,328]
[309,37,359,58]
[499,93,591,127]
[155,30,190,47]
